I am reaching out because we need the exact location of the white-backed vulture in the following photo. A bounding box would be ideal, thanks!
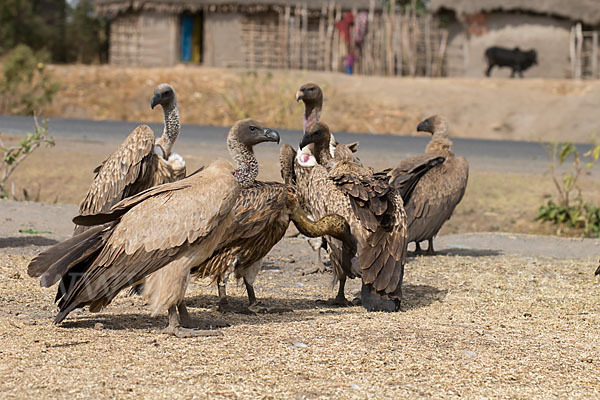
[74,83,186,234]
[189,132,355,314]
[295,82,360,162]
[27,119,282,337]
[399,115,469,254]
[293,121,408,312]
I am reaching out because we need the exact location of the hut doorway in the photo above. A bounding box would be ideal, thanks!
[180,11,203,63]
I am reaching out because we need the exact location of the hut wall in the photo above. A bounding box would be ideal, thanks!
[139,12,179,66]
[109,12,142,65]
[204,12,244,67]
[445,13,571,78]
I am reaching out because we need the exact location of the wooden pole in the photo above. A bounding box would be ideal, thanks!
[576,22,583,79]
[592,31,599,78]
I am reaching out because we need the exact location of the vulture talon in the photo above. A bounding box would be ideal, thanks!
[161,326,223,338]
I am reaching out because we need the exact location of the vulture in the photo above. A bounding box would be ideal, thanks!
[291,121,408,312]
[27,119,283,337]
[296,82,360,162]
[188,130,355,314]
[74,83,186,234]
[399,115,469,254]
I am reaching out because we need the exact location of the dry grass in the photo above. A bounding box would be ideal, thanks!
[3,134,600,238]
[36,65,600,142]
[1,238,599,398]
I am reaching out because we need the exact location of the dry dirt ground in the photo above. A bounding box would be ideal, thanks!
[39,65,600,142]
[0,200,599,398]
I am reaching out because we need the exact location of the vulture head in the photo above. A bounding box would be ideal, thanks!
[151,83,177,109]
[229,119,280,148]
[417,115,449,138]
[299,121,331,151]
[296,83,323,106]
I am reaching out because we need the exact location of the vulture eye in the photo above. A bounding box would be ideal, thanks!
[249,126,257,132]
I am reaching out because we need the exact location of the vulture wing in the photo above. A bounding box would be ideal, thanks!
[403,155,469,243]
[192,182,290,280]
[383,153,446,203]
[29,159,239,323]
[75,125,157,233]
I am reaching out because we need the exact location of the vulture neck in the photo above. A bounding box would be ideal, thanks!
[426,136,454,157]
[303,102,322,132]
[156,101,180,158]
[313,138,334,169]
[228,137,259,188]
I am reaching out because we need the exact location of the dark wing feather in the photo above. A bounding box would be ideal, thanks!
[192,182,289,280]
[385,154,446,202]
[404,155,469,243]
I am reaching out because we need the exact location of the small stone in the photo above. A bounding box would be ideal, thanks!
[465,350,477,358]
[351,384,360,390]
[94,322,104,330]
[292,341,307,348]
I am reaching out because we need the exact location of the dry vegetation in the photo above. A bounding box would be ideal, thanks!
[41,65,600,142]
[1,238,598,398]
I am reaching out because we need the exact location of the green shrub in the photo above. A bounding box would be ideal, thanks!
[536,142,600,237]
[0,117,55,199]
[0,44,59,115]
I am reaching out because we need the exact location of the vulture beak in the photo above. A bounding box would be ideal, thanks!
[299,132,312,150]
[295,90,304,102]
[416,120,432,134]
[151,93,161,109]
[263,128,280,144]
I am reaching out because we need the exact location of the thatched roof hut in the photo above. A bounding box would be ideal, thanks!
[428,0,600,26]
[96,0,383,68]
[96,0,381,16]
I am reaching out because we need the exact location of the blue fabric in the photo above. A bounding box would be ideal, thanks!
[181,14,194,62]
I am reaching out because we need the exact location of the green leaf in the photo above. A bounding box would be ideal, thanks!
[19,228,51,234]
[559,143,576,164]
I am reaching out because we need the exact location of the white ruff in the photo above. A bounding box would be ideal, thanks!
[167,152,186,169]
[296,146,317,167]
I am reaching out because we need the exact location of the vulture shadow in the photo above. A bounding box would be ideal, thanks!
[401,284,447,311]
[0,236,59,248]
[408,248,501,258]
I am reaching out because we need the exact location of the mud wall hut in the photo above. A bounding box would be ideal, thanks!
[428,0,600,78]
[95,0,382,69]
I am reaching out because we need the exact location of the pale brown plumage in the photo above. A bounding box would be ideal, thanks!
[189,138,354,314]
[28,160,239,331]
[293,122,407,312]
[27,119,284,337]
[75,83,185,234]
[296,82,361,165]
[401,115,469,254]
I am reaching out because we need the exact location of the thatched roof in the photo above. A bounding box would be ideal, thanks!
[429,0,600,26]
[96,0,382,15]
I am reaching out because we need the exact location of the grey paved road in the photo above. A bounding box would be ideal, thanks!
[0,115,594,174]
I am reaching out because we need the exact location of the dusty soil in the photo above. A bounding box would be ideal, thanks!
[1,222,599,398]
[36,65,600,142]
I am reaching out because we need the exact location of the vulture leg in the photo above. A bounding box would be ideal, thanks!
[414,241,423,254]
[216,275,236,313]
[317,275,352,307]
[426,238,436,255]
[245,261,292,314]
[160,305,223,338]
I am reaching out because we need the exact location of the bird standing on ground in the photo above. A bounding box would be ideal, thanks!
[399,115,469,254]
[75,83,185,234]
[28,119,281,337]
[190,125,354,314]
[292,121,407,311]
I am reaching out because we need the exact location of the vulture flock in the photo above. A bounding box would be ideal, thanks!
[27,82,469,337]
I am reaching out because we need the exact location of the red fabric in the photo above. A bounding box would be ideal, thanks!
[335,11,355,46]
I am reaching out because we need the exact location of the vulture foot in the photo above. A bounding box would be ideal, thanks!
[316,295,353,307]
[247,302,292,314]
[425,239,436,255]
[360,283,400,312]
[161,325,223,338]
[303,264,330,275]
